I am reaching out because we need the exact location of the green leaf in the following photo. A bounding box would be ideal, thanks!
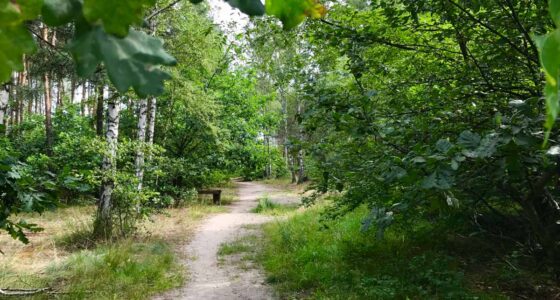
[0,0,42,82]
[0,24,36,83]
[82,0,156,37]
[550,0,560,26]
[537,31,560,84]
[457,131,481,149]
[265,0,326,29]
[411,156,426,163]
[535,31,560,142]
[226,0,265,16]
[9,0,43,21]
[475,134,499,158]
[69,26,177,96]
[42,0,81,26]
[68,25,100,77]
[450,159,459,170]
[436,139,452,154]
[544,82,560,135]
[422,170,453,190]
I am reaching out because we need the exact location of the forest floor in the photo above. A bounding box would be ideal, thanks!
[154,181,301,300]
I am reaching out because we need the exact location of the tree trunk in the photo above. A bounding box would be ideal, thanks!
[9,73,17,131]
[147,98,156,145]
[57,76,64,108]
[94,95,120,240]
[96,85,104,136]
[70,77,75,104]
[266,134,272,178]
[0,86,8,133]
[289,155,297,183]
[42,25,53,156]
[81,82,86,116]
[297,149,305,184]
[135,99,148,191]
[296,100,306,184]
[27,77,34,115]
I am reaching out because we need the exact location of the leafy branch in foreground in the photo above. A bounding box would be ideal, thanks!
[536,0,560,143]
[0,0,326,97]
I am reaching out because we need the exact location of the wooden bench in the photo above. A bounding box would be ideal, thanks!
[197,189,222,205]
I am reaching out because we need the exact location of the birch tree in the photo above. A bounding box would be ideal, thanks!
[0,85,8,131]
[135,99,148,191]
[94,95,120,239]
[147,97,156,146]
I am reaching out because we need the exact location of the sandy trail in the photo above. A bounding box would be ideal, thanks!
[155,181,281,300]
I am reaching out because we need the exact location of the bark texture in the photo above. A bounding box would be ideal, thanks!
[94,97,120,239]
[96,85,104,136]
[0,87,8,129]
[147,97,157,145]
[135,99,148,191]
[42,26,53,155]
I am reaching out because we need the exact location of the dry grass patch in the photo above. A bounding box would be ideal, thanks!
[0,206,95,274]
[0,204,226,298]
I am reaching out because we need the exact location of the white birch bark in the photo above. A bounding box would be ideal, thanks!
[135,99,148,191]
[94,96,120,239]
[147,97,156,146]
[0,87,8,127]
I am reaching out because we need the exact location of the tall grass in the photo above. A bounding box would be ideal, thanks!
[258,206,498,299]
[46,240,183,299]
[252,196,298,216]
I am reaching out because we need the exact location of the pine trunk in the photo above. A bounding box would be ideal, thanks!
[135,99,148,191]
[42,25,53,156]
[94,96,120,239]
[57,77,64,108]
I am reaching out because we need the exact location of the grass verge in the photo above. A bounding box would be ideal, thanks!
[256,206,521,299]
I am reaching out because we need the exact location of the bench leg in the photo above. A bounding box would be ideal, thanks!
[213,193,221,205]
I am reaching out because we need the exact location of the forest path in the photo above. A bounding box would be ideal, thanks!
[154,181,279,300]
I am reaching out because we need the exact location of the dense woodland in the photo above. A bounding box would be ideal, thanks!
[1,0,560,298]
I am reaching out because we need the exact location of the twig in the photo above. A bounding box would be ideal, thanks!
[146,0,183,21]
[0,287,51,296]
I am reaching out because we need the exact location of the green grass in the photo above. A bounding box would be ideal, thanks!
[218,235,259,256]
[257,206,505,300]
[0,204,226,300]
[47,240,183,299]
[251,196,298,216]
[0,240,183,300]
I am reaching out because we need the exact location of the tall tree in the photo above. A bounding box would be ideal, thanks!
[96,85,104,136]
[147,97,156,146]
[42,25,53,155]
[135,98,148,190]
[0,85,8,132]
[94,94,120,239]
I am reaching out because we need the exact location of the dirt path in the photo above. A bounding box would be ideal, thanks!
[155,181,280,300]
